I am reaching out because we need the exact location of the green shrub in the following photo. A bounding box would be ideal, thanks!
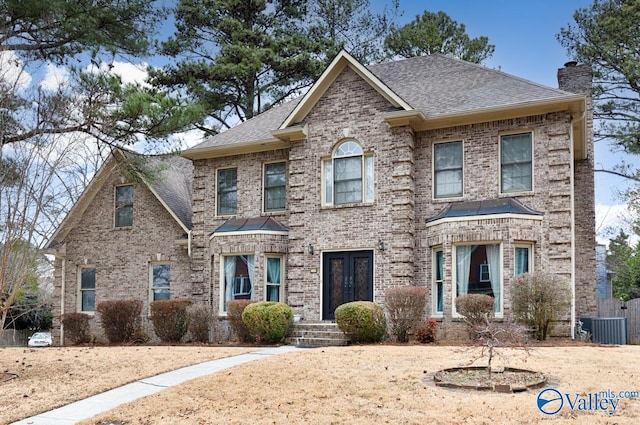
[187,304,213,343]
[241,302,293,343]
[384,286,427,342]
[415,319,439,343]
[335,301,386,343]
[150,299,193,343]
[455,294,495,329]
[226,299,255,343]
[511,272,571,340]
[96,300,143,343]
[61,313,92,344]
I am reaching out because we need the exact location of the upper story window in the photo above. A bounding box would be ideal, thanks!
[114,185,134,227]
[217,168,237,216]
[500,132,532,193]
[79,266,96,312]
[323,140,374,206]
[433,141,463,199]
[264,162,286,212]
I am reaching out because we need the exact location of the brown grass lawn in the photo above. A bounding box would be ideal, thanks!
[2,344,640,425]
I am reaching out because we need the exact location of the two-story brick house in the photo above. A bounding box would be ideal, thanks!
[48,51,595,343]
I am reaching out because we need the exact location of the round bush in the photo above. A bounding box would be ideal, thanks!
[241,302,293,343]
[335,301,386,343]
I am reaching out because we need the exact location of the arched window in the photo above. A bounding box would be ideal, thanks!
[323,140,374,205]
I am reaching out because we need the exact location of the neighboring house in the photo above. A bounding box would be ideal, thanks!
[48,51,596,342]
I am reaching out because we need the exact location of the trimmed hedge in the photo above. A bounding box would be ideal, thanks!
[335,301,386,343]
[150,299,193,343]
[384,286,427,342]
[241,302,293,343]
[187,304,213,343]
[61,313,92,344]
[226,300,255,343]
[96,300,143,343]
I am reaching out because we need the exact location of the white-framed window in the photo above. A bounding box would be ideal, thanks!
[265,256,284,302]
[323,140,374,206]
[217,167,237,216]
[432,248,444,315]
[150,263,170,301]
[515,243,533,275]
[221,254,254,313]
[79,266,96,312]
[263,162,286,212]
[114,185,134,227]
[433,140,463,198]
[453,243,502,315]
[500,132,533,193]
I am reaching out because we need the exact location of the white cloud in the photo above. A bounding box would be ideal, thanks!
[0,51,32,90]
[596,203,639,246]
[39,63,70,91]
[87,61,149,85]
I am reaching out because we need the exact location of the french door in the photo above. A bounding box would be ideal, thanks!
[322,251,373,320]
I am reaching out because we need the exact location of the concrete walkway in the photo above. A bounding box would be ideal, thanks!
[12,346,306,425]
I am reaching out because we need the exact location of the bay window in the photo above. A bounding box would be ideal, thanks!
[454,243,502,314]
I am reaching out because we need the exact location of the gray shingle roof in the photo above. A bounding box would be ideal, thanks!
[144,154,193,230]
[185,53,575,152]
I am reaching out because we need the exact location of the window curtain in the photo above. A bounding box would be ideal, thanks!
[515,247,529,275]
[485,244,501,312]
[239,255,255,299]
[223,256,237,311]
[437,251,444,312]
[267,258,280,301]
[456,245,476,296]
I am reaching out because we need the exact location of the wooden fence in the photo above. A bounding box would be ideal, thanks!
[596,298,640,344]
[0,329,30,347]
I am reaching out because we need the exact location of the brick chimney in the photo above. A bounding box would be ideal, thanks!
[557,61,593,95]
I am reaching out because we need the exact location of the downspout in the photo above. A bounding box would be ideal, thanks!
[60,257,66,345]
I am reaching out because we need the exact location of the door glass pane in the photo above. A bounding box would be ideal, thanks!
[330,258,344,315]
[353,256,370,301]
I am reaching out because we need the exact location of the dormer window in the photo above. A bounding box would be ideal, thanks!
[323,140,374,206]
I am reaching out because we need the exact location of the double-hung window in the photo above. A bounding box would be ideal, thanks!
[323,140,374,205]
[217,168,237,216]
[115,185,134,227]
[79,266,96,312]
[151,263,170,301]
[264,162,286,212]
[266,256,283,302]
[515,244,533,275]
[433,249,444,315]
[433,141,463,198]
[500,133,532,193]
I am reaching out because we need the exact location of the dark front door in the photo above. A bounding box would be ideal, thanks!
[322,251,373,320]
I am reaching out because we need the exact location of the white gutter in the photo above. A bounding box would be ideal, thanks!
[60,257,66,345]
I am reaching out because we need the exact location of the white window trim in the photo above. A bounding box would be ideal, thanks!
[114,184,134,228]
[498,130,534,196]
[432,247,444,317]
[215,166,238,217]
[432,139,464,201]
[321,140,374,207]
[514,242,534,275]
[451,242,504,319]
[262,160,287,214]
[78,265,96,314]
[149,262,171,303]
[265,255,285,302]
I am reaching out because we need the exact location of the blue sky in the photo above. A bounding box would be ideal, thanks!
[377,0,636,239]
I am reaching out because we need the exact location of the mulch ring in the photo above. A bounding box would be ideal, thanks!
[1,372,18,383]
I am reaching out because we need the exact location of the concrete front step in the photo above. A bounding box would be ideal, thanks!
[285,322,350,347]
